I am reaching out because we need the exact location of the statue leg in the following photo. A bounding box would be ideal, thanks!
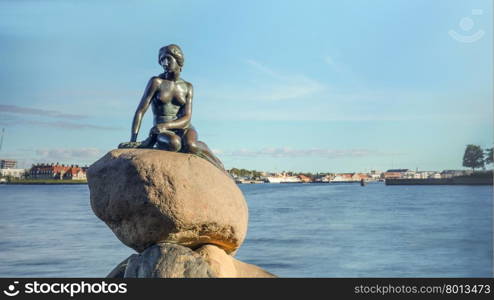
[156,130,182,152]
[183,126,225,170]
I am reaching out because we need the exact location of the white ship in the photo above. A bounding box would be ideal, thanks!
[266,175,302,183]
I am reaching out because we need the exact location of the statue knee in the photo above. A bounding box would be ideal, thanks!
[170,137,182,151]
[157,134,182,152]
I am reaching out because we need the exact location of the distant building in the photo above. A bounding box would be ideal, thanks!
[332,173,367,182]
[441,170,472,178]
[430,172,441,179]
[0,168,25,178]
[403,170,418,179]
[314,174,334,182]
[298,175,312,183]
[30,163,87,180]
[0,159,17,169]
[384,169,410,179]
[413,172,429,179]
[369,170,383,181]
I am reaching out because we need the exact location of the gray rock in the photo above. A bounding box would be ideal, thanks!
[123,243,216,278]
[106,255,136,278]
[87,149,248,254]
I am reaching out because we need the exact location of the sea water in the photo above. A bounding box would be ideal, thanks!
[0,183,491,277]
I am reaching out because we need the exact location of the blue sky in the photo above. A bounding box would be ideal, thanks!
[0,0,492,172]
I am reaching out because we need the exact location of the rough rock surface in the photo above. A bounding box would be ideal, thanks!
[106,256,132,278]
[123,243,215,278]
[196,244,276,278]
[107,244,276,278]
[87,149,248,253]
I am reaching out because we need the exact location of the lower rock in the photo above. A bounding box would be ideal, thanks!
[107,243,276,278]
[106,256,132,278]
[196,244,276,278]
[119,243,215,278]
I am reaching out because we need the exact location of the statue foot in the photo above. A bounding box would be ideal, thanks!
[118,135,157,149]
[118,142,144,149]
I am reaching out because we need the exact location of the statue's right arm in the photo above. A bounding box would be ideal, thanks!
[130,77,160,142]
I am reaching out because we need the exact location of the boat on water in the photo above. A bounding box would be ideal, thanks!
[266,176,302,183]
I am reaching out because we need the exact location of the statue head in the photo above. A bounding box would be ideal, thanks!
[158,44,184,76]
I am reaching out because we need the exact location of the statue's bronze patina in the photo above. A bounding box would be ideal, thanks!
[119,44,224,170]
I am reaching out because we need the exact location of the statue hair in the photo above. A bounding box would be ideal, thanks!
[158,44,184,69]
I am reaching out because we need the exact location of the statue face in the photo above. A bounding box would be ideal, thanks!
[160,54,179,73]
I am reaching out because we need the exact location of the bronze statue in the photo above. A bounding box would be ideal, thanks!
[119,44,224,171]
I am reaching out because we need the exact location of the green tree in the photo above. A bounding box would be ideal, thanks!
[462,144,485,171]
[485,147,493,165]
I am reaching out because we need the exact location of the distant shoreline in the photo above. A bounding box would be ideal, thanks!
[2,179,87,185]
[385,176,493,186]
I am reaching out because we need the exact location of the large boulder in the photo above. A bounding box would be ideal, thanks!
[87,149,248,254]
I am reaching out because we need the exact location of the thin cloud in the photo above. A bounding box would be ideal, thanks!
[200,86,490,123]
[26,120,120,130]
[223,147,397,158]
[258,80,326,101]
[36,148,101,161]
[323,56,335,66]
[243,59,327,101]
[245,59,283,79]
[0,113,17,124]
[0,114,120,131]
[322,55,357,78]
[0,104,87,120]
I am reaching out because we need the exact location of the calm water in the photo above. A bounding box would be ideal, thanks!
[0,183,492,277]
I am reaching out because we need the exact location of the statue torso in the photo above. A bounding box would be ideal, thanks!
[152,77,189,124]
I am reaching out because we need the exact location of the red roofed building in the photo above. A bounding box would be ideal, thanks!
[63,166,87,180]
[331,173,370,182]
[30,163,87,180]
